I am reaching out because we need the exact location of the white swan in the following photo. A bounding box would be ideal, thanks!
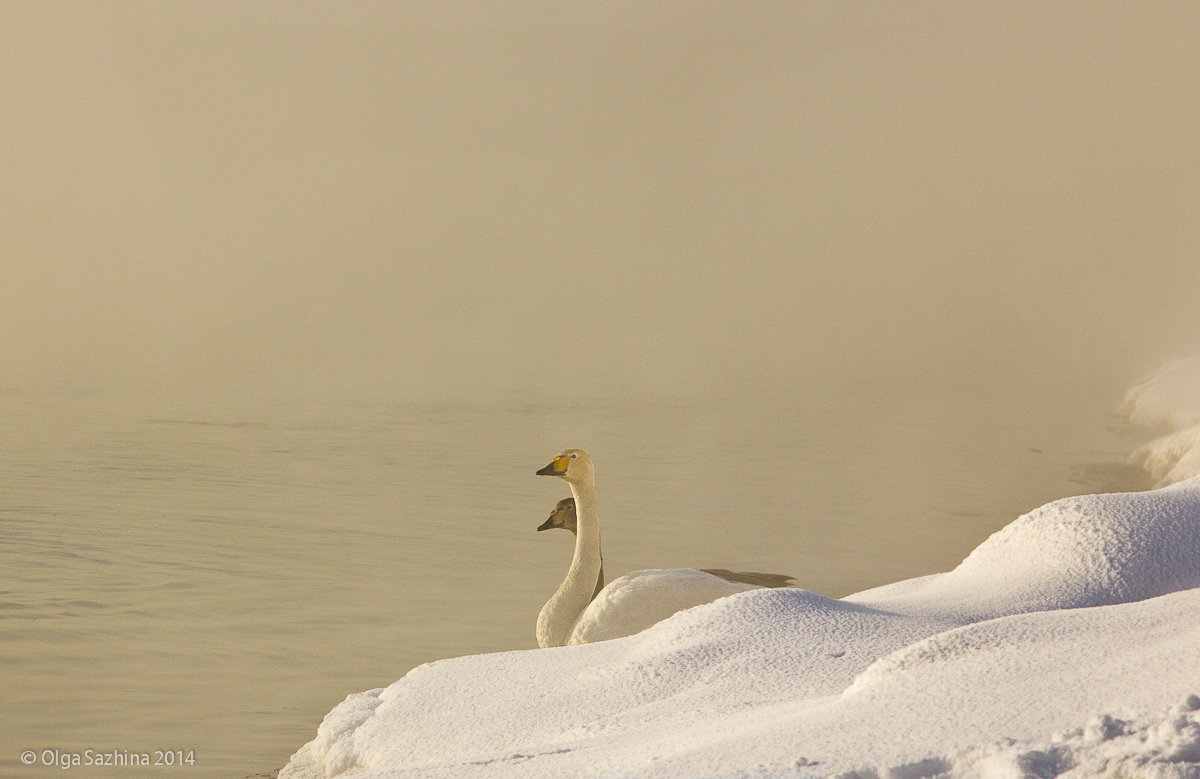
[534,448,794,648]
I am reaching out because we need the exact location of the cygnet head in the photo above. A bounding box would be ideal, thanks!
[537,497,577,533]
[535,448,593,485]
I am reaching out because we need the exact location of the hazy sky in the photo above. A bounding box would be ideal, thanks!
[4,2,1199,405]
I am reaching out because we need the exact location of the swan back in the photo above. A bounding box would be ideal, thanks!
[568,568,761,645]
[541,497,792,590]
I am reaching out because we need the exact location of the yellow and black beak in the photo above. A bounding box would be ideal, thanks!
[536,454,572,476]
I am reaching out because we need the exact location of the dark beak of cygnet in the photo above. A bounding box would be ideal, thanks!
[536,516,557,532]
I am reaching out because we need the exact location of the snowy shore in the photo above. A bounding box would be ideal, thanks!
[280,359,1200,778]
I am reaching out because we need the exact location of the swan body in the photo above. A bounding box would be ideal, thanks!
[564,566,763,644]
[534,449,793,648]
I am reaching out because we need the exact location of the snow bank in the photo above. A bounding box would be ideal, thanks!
[1132,425,1200,489]
[279,358,1200,778]
[1123,355,1200,486]
[847,477,1200,621]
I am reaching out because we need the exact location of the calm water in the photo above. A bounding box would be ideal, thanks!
[0,384,1150,777]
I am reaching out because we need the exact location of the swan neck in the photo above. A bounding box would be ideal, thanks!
[570,479,599,547]
[537,475,603,647]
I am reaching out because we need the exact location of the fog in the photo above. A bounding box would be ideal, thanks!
[5,1,1199,407]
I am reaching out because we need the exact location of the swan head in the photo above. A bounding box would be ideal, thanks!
[537,497,577,533]
[535,448,593,485]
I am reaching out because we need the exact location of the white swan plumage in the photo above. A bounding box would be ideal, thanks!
[534,448,794,648]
